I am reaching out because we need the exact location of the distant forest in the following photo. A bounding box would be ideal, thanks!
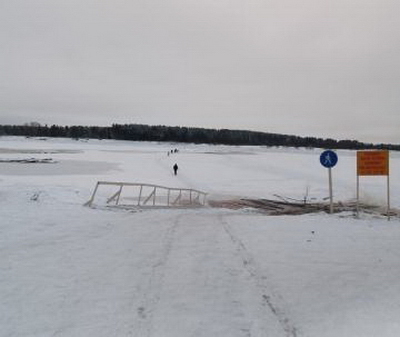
[0,123,399,151]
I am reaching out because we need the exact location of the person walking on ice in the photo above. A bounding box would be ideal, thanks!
[173,163,178,175]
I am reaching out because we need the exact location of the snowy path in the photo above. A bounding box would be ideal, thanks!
[137,211,296,337]
[5,197,400,336]
[2,201,297,337]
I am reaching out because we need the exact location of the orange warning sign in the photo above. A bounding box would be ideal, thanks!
[357,150,389,176]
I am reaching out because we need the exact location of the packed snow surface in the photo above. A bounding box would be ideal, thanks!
[1,136,400,337]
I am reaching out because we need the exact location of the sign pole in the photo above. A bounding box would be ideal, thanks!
[328,167,333,214]
[356,174,360,218]
[387,174,391,221]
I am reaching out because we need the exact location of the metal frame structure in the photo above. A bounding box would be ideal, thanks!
[85,181,207,208]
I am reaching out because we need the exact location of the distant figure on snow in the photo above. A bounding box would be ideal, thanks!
[173,163,178,175]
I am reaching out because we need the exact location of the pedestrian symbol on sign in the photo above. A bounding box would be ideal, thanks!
[320,150,338,168]
[324,153,332,166]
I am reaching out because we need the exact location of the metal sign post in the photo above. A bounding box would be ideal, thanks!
[328,167,333,214]
[387,174,391,220]
[320,150,338,214]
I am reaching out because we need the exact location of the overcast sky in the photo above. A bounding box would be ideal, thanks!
[1,0,399,143]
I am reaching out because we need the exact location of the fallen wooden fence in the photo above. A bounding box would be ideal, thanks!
[209,198,400,217]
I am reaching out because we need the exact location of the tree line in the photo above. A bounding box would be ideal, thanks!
[0,123,398,151]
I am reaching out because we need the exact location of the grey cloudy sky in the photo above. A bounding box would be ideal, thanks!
[1,0,399,143]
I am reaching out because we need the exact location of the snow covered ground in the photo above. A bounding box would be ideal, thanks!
[1,136,400,337]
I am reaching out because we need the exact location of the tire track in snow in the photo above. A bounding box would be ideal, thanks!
[134,214,183,337]
[143,211,284,336]
[134,211,298,336]
[155,211,273,337]
[219,214,299,337]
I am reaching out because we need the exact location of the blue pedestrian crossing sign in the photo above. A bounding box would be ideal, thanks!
[320,150,338,168]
